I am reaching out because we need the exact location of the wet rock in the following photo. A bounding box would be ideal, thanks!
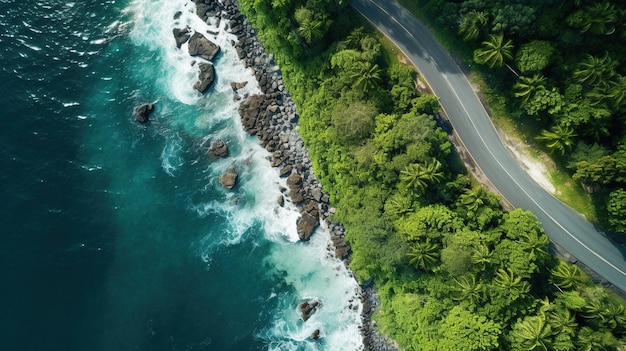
[299,300,319,321]
[193,62,215,93]
[172,27,191,48]
[219,165,238,189]
[208,140,229,157]
[311,329,320,340]
[230,81,248,90]
[188,32,220,61]
[286,172,302,187]
[278,165,292,177]
[134,103,154,123]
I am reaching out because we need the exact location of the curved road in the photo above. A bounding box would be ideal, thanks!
[352,0,626,292]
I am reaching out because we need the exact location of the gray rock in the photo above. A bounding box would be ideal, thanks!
[172,27,191,48]
[193,62,215,93]
[134,103,154,123]
[188,32,220,61]
[219,165,238,189]
[208,140,229,157]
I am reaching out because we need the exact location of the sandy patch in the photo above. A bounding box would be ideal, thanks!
[497,129,556,194]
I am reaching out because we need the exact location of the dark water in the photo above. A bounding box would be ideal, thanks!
[0,0,362,350]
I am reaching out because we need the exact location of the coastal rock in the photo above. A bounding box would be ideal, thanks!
[230,81,248,90]
[219,165,238,189]
[286,172,302,187]
[277,195,284,207]
[278,165,292,177]
[299,300,319,321]
[208,140,229,158]
[134,103,154,123]
[311,329,320,340]
[172,27,191,48]
[188,32,220,61]
[297,210,318,241]
[193,62,216,93]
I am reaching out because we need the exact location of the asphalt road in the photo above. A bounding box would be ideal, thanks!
[351,0,626,292]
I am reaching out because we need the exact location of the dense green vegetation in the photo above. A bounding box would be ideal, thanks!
[237,0,626,349]
[416,0,626,234]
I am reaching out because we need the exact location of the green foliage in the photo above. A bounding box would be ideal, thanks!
[438,306,501,351]
[566,1,618,35]
[607,188,626,233]
[491,4,535,36]
[550,261,582,289]
[458,10,488,41]
[473,34,514,68]
[514,41,554,74]
[330,100,377,144]
[536,125,577,155]
[573,52,618,88]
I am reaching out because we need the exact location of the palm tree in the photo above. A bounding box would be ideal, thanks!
[494,268,531,296]
[400,158,444,194]
[471,244,493,271]
[473,34,514,68]
[458,11,488,42]
[452,275,483,305]
[298,18,323,44]
[536,125,577,155]
[608,75,626,109]
[510,315,552,351]
[548,308,577,336]
[573,52,618,87]
[597,301,626,331]
[519,230,550,260]
[341,27,365,50]
[577,326,618,351]
[459,184,487,211]
[407,240,440,271]
[351,61,381,93]
[514,74,547,104]
[577,2,617,35]
[551,261,582,289]
[384,193,413,217]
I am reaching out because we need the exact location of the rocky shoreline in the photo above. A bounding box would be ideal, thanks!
[181,0,398,349]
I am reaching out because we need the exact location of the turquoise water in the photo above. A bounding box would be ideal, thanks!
[0,0,363,350]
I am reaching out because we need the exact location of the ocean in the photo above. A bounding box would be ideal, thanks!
[0,0,363,350]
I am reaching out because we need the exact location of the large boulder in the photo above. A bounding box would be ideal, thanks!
[297,202,319,240]
[188,32,220,61]
[134,103,154,123]
[219,165,238,189]
[172,27,191,48]
[208,140,229,158]
[299,300,319,322]
[193,63,216,93]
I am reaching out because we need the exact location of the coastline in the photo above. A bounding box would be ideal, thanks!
[188,0,398,349]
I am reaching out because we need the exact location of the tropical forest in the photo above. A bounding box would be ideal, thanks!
[238,0,626,349]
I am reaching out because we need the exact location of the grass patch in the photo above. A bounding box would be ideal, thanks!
[549,169,597,223]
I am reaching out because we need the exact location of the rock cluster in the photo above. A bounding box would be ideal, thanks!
[172,4,221,93]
